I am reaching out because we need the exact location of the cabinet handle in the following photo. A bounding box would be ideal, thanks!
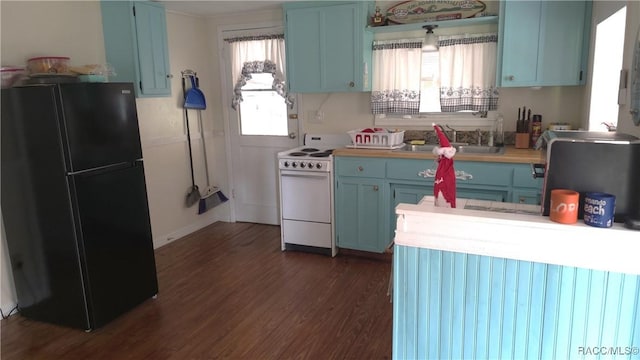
[418,169,473,180]
[507,75,515,81]
[166,74,174,79]
[348,81,355,88]
[357,166,364,172]
[519,197,526,204]
[373,185,379,191]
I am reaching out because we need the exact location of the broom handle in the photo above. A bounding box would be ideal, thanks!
[197,109,211,189]
[182,74,197,188]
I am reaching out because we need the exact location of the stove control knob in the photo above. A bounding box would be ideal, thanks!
[283,161,289,167]
[300,162,306,168]
[292,162,297,168]
[316,163,322,169]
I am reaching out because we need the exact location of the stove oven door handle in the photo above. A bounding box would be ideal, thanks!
[280,170,330,178]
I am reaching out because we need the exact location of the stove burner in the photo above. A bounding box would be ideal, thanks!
[309,151,332,157]
[289,152,308,157]
[301,148,319,153]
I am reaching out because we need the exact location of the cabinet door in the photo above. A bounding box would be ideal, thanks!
[512,164,543,204]
[335,177,387,253]
[101,1,171,97]
[499,0,589,87]
[285,2,369,92]
[500,1,542,86]
[390,184,432,241]
[133,1,172,96]
[537,1,588,86]
[512,190,541,205]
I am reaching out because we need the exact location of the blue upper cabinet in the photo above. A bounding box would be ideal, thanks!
[284,1,373,93]
[498,0,592,87]
[101,1,172,97]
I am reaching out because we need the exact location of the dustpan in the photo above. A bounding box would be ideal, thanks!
[184,75,206,110]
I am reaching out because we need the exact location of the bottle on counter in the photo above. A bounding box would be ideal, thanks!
[530,114,542,148]
[494,114,504,147]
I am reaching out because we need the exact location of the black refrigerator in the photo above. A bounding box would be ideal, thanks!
[1,82,158,331]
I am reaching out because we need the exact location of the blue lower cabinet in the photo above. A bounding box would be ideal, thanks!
[335,177,388,253]
[393,246,640,359]
[335,156,543,253]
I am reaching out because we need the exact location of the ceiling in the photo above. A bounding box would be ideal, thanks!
[158,1,289,17]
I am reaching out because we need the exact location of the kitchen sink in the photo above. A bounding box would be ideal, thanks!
[395,143,504,155]
[456,145,505,155]
[401,144,438,152]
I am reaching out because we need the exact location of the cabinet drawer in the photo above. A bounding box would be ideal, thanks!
[335,157,386,178]
[513,165,543,189]
[456,162,512,186]
[387,160,512,187]
[386,159,434,182]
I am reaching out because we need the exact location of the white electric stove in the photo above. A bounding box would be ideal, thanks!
[277,134,351,257]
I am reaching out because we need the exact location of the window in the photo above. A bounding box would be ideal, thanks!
[419,50,441,113]
[238,73,288,136]
[588,6,626,131]
[226,34,293,137]
[371,33,498,116]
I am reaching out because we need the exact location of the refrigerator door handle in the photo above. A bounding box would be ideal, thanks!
[67,162,132,176]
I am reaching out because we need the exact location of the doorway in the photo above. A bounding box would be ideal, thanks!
[588,3,627,131]
[219,24,300,225]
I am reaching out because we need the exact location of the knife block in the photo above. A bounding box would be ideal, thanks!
[515,133,530,149]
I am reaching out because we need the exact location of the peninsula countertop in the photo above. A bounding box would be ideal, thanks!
[333,145,543,164]
[394,197,640,275]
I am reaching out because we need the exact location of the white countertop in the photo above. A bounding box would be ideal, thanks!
[394,197,640,275]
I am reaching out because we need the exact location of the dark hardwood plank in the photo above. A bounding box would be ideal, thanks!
[1,222,392,359]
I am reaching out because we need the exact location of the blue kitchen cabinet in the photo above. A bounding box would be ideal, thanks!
[101,1,172,97]
[386,158,511,201]
[498,0,591,87]
[284,1,373,93]
[336,156,542,253]
[335,157,388,252]
[513,164,544,205]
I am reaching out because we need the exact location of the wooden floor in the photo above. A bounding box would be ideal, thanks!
[1,222,393,359]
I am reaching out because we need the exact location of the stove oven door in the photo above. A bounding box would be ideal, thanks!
[280,170,331,222]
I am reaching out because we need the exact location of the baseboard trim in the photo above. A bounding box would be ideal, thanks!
[152,212,229,249]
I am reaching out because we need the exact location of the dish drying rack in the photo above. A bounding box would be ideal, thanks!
[347,129,405,149]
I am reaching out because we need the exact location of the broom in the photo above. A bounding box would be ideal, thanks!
[196,106,228,214]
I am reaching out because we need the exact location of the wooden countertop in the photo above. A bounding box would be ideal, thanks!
[333,145,543,164]
[395,197,640,275]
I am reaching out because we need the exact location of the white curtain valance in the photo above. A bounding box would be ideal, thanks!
[438,33,499,112]
[228,35,292,110]
[371,39,423,115]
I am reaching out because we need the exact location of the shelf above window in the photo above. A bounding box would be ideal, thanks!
[366,15,498,34]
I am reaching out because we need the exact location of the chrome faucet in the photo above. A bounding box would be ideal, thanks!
[476,128,482,145]
[445,125,457,143]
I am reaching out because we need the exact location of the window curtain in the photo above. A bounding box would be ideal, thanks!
[225,34,292,110]
[438,33,499,112]
[371,39,423,114]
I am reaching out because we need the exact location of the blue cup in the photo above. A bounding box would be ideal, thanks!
[583,192,616,228]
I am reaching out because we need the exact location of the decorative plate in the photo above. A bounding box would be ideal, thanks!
[385,0,486,24]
